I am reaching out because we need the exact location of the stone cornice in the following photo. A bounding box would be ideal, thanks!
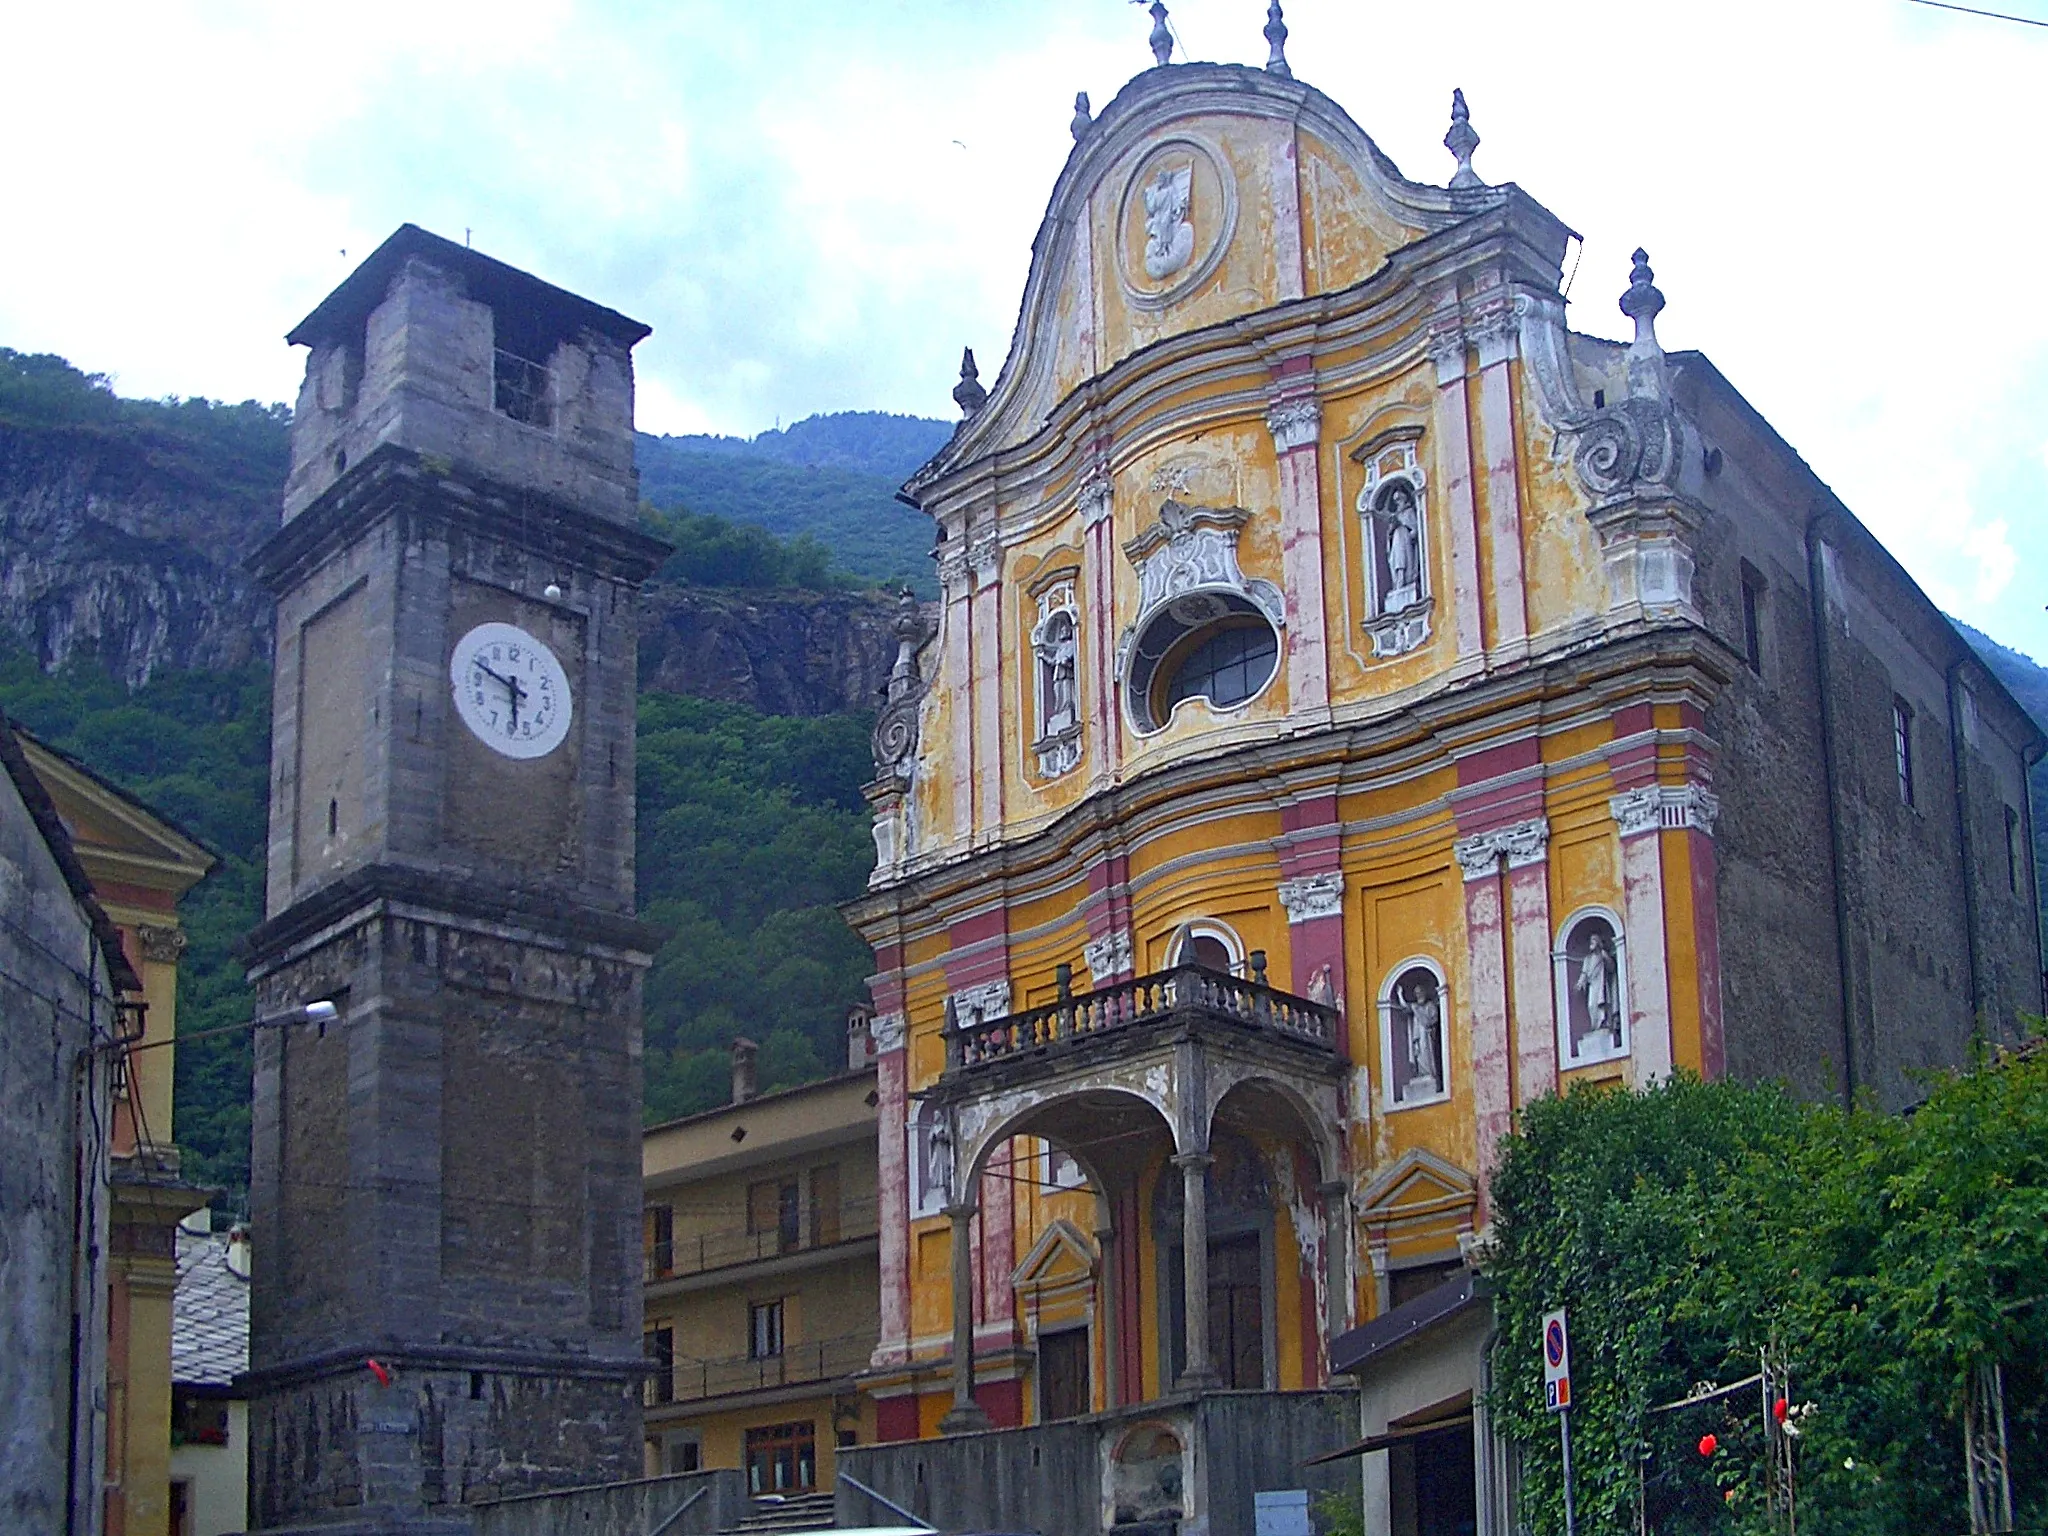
[241,861,661,977]
[843,623,1725,940]
[249,442,673,597]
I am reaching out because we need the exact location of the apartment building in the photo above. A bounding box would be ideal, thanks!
[641,1034,882,1497]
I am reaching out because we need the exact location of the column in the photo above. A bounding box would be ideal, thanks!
[1266,387,1330,723]
[939,1202,991,1434]
[1174,1151,1218,1389]
[1502,823,1557,1109]
[938,543,973,845]
[869,1010,911,1371]
[1080,469,1118,793]
[968,527,1005,843]
[1317,1178,1354,1343]
[1427,299,1487,659]
[1095,1219,1121,1409]
[1610,788,1675,1085]
[1454,832,1513,1213]
[1470,291,1530,655]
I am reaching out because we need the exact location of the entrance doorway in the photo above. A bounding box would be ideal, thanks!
[1208,1233,1264,1388]
[1039,1327,1091,1420]
[1389,1420,1476,1536]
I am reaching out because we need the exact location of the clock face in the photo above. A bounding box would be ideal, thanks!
[449,622,574,759]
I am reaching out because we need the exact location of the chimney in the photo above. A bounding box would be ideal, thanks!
[846,1004,875,1069]
[731,1038,759,1105]
[226,1223,252,1281]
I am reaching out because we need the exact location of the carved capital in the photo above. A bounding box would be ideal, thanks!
[936,542,970,590]
[1453,832,1502,882]
[1609,786,1664,838]
[1425,314,1467,384]
[1264,396,1323,454]
[1451,818,1549,880]
[868,1010,908,1054]
[968,529,1002,586]
[1277,870,1345,924]
[1078,471,1114,529]
[949,979,1012,1027]
[135,924,187,965]
[1082,929,1133,983]
[1497,817,1550,869]
[1610,783,1718,838]
[1467,295,1519,369]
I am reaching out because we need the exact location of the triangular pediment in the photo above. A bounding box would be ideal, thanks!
[1011,1217,1097,1290]
[1358,1148,1476,1226]
[19,734,216,894]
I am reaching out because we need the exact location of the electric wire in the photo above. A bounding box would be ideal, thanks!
[1906,0,2048,24]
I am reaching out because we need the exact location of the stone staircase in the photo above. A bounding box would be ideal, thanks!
[720,1490,840,1533]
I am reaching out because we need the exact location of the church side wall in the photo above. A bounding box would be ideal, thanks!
[0,755,108,1535]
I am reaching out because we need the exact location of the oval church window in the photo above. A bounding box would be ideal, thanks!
[1127,591,1279,733]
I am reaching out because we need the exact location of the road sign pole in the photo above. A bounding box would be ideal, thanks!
[1560,1406,1577,1536]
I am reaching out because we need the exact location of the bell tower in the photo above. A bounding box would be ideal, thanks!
[240,226,668,1532]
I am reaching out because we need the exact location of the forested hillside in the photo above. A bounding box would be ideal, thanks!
[0,643,879,1201]
[0,348,942,1206]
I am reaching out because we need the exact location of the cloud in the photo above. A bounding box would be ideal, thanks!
[0,0,2042,655]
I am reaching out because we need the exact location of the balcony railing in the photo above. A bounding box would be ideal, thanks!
[646,1332,878,1407]
[945,961,1341,1074]
[645,1195,881,1284]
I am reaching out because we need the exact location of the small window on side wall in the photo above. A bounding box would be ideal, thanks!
[1893,696,1916,808]
[1553,910,1628,1068]
[1378,960,1449,1110]
[1739,561,1766,675]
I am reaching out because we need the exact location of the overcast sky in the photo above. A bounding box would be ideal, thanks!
[2,0,2040,660]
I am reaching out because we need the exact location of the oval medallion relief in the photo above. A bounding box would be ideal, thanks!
[1116,136,1238,312]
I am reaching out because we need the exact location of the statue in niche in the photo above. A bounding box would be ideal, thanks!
[1039,610,1078,735]
[1574,927,1621,1055]
[1377,480,1422,615]
[1399,975,1443,1098]
[925,1107,955,1210]
[1142,164,1195,281]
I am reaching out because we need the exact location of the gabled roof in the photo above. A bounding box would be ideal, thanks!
[15,729,216,899]
[0,715,140,993]
[287,222,651,351]
[172,1226,249,1389]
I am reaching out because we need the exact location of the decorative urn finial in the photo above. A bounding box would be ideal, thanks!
[1071,90,1092,140]
[1619,247,1668,399]
[1145,1,1173,66]
[1444,88,1483,189]
[1263,2,1291,76]
[952,347,988,417]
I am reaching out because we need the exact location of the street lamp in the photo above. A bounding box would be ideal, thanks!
[105,998,341,1055]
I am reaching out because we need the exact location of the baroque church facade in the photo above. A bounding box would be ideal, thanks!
[843,17,2042,1531]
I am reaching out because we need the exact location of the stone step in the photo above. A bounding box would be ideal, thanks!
[721,1489,840,1534]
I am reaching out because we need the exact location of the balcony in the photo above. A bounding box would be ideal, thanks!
[944,961,1341,1079]
[646,1332,879,1408]
[645,1194,881,1285]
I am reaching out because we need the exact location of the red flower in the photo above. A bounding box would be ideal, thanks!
[1698,1433,1719,1458]
[1773,1398,1790,1423]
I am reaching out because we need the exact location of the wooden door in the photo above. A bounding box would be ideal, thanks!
[1207,1233,1264,1389]
[1039,1327,1090,1421]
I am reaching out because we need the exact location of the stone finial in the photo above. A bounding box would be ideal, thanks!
[1263,2,1291,76]
[952,347,987,416]
[1619,247,1667,399]
[1144,1,1173,66]
[1071,91,1092,139]
[1444,88,1483,189]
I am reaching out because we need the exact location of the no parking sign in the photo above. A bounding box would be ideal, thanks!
[1542,1308,1572,1411]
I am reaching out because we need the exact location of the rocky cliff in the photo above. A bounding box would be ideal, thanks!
[0,422,903,715]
